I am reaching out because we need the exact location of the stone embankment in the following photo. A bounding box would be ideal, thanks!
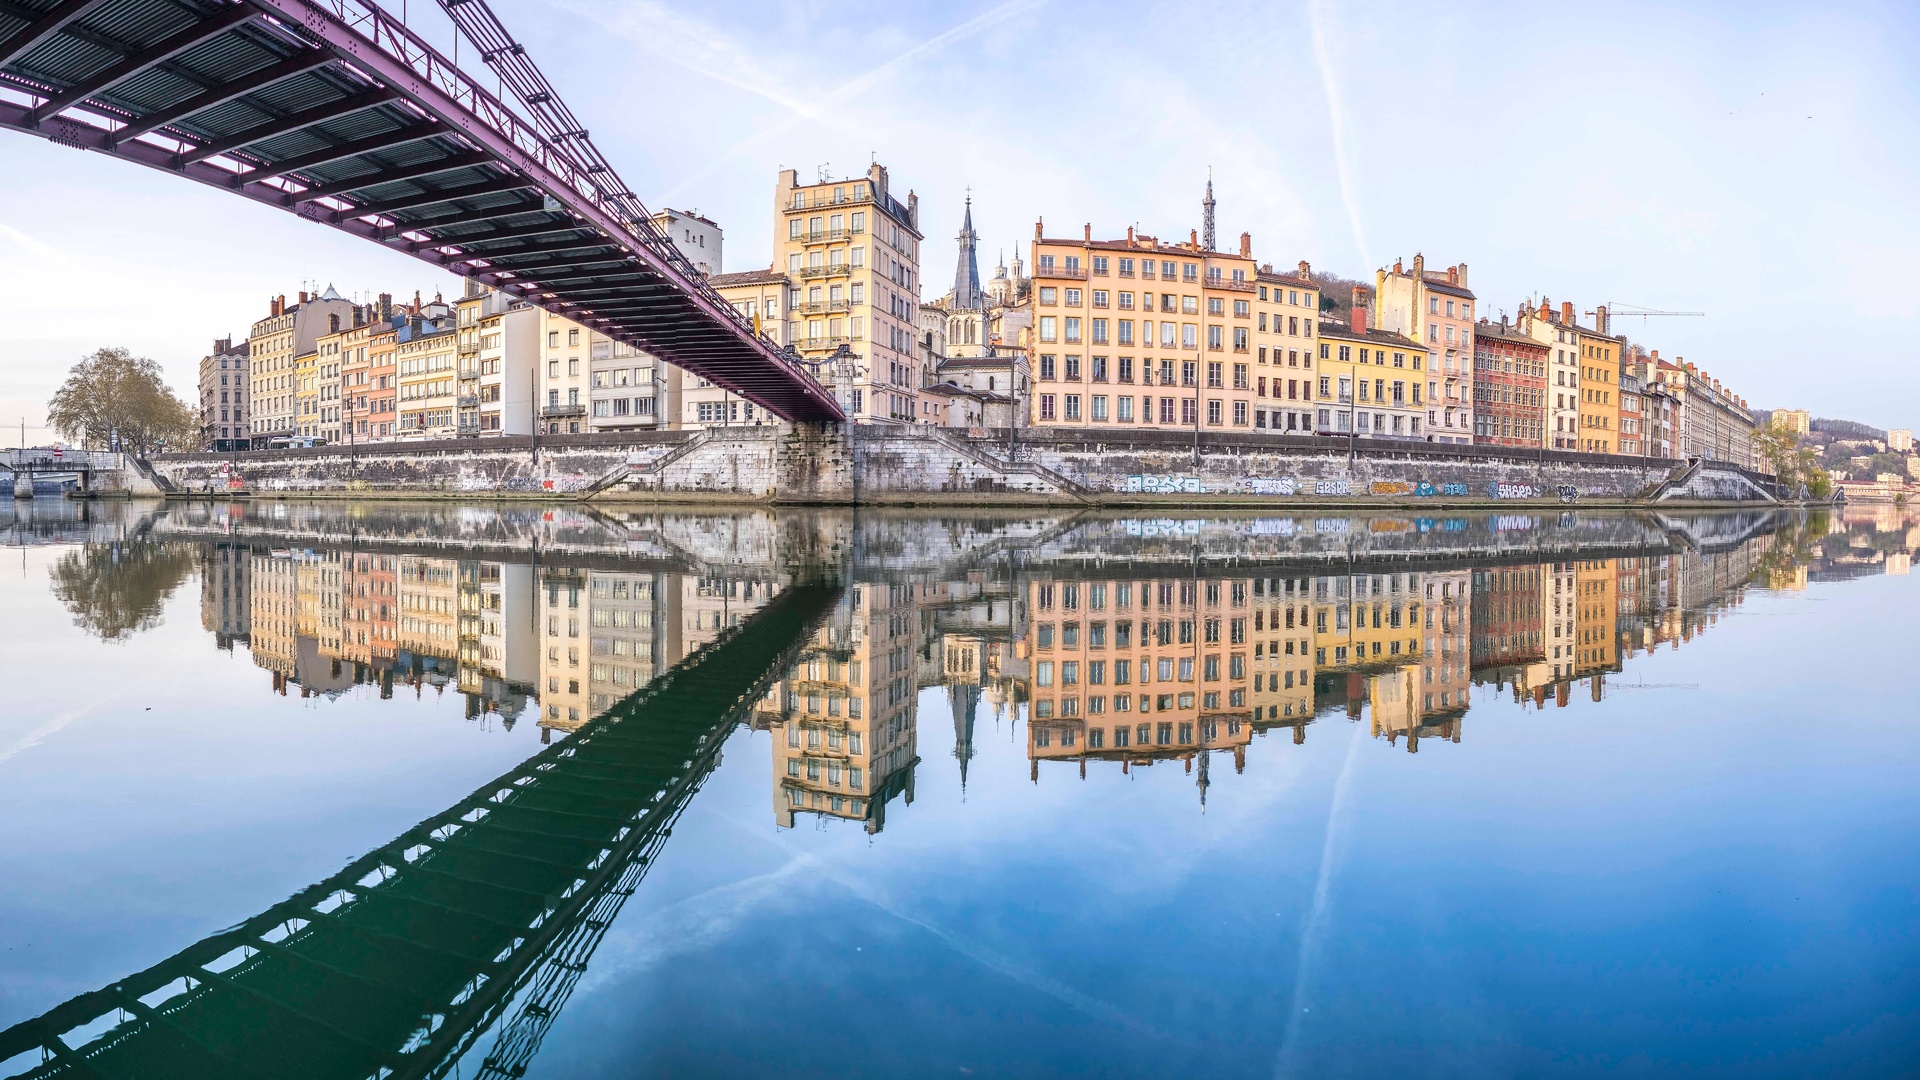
[151,425,1782,508]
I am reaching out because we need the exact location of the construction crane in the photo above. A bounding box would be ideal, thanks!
[1588,303,1705,335]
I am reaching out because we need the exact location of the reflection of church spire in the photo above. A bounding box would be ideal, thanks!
[953,193,984,310]
[949,682,980,794]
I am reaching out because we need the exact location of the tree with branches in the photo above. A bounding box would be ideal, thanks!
[46,347,197,455]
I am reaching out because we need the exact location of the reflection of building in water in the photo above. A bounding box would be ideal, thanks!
[584,570,662,718]
[458,560,536,724]
[1022,576,1255,784]
[1251,576,1316,739]
[397,556,460,695]
[538,570,587,734]
[198,541,251,651]
[1418,570,1472,724]
[762,584,921,833]
[1573,560,1619,694]
[1469,565,1543,686]
[249,551,302,680]
[339,553,399,676]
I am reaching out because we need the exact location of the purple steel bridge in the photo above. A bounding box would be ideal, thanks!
[0,0,845,422]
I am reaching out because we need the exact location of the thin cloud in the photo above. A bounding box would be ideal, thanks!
[652,0,1044,202]
[1273,723,1365,1080]
[1308,0,1371,270]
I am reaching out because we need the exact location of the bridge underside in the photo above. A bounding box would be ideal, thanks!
[0,0,844,422]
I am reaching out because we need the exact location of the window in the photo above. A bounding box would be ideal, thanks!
[1040,316,1057,343]
[1065,288,1082,306]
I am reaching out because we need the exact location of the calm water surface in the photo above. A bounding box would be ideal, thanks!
[1,499,1916,1079]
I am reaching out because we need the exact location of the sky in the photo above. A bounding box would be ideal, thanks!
[3,0,1918,442]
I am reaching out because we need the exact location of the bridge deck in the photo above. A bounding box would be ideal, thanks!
[0,0,843,422]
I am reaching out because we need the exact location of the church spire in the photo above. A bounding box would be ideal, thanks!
[953,192,984,310]
[1202,168,1216,252]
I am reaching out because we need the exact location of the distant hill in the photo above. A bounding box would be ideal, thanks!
[1810,417,1887,441]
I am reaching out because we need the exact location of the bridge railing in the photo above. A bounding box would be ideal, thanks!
[275,0,784,362]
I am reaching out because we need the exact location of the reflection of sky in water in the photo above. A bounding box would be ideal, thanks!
[0,510,1916,1079]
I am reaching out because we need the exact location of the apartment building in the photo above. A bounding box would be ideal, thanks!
[291,351,318,440]
[1574,319,1622,454]
[1314,292,1428,438]
[775,164,923,422]
[537,310,589,434]
[314,307,383,445]
[366,321,399,441]
[475,303,538,436]
[1027,225,1266,431]
[1516,298,1583,451]
[1374,256,1475,443]
[1471,317,1548,447]
[1253,264,1322,433]
[395,317,459,441]
[197,336,250,451]
[248,287,351,447]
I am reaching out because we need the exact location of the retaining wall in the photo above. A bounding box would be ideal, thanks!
[153,425,1778,508]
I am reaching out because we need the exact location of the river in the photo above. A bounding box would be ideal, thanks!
[0,498,1915,1079]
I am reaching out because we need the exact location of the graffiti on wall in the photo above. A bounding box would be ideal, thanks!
[1490,482,1537,499]
[1124,475,1205,494]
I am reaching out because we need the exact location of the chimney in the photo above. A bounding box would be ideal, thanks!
[1412,253,1424,279]
[1447,266,1458,286]
[1127,225,1135,242]
[1035,218,1043,240]
[1393,258,1403,275]
[1456,262,1468,287]
[273,294,285,317]
[298,290,309,304]
[1189,229,1199,248]
[378,292,392,320]
[1297,260,1312,280]
[1083,223,1091,242]
[1239,231,1252,258]
[1351,286,1368,334]
[1561,300,1574,325]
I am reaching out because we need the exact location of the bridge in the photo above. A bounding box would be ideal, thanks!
[0,582,842,1080]
[0,0,844,423]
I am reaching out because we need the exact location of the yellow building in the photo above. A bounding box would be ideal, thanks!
[396,323,459,440]
[1027,225,1270,431]
[1575,324,1622,454]
[775,164,922,422]
[1517,298,1581,450]
[291,351,319,440]
[249,287,353,447]
[1314,304,1428,438]
[538,569,588,735]
[1253,264,1323,434]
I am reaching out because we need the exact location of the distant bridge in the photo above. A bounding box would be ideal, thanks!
[0,583,841,1080]
[0,0,843,422]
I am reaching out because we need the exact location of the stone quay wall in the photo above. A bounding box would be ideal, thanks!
[152,425,1779,508]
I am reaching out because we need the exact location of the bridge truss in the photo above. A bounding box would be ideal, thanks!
[0,0,844,422]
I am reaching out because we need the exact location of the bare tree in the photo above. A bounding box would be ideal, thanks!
[47,347,196,455]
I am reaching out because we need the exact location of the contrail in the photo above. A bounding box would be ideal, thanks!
[1307,0,1371,270]
[654,0,1044,201]
[1273,721,1365,1079]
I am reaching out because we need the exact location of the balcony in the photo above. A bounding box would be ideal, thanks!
[800,336,854,351]
[791,189,873,211]
[795,300,854,315]
[540,403,586,419]
[1035,265,1088,280]
[457,394,480,408]
[791,227,864,245]
[1206,276,1257,293]
[798,264,851,280]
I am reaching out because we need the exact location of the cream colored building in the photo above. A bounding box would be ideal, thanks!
[1889,428,1913,453]
[775,164,923,422]
[1374,256,1476,443]
[395,322,459,440]
[475,302,538,436]
[249,286,352,447]
[537,310,590,435]
[1771,409,1812,437]
[1517,298,1582,450]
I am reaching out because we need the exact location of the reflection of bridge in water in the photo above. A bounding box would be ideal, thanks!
[0,584,840,1080]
